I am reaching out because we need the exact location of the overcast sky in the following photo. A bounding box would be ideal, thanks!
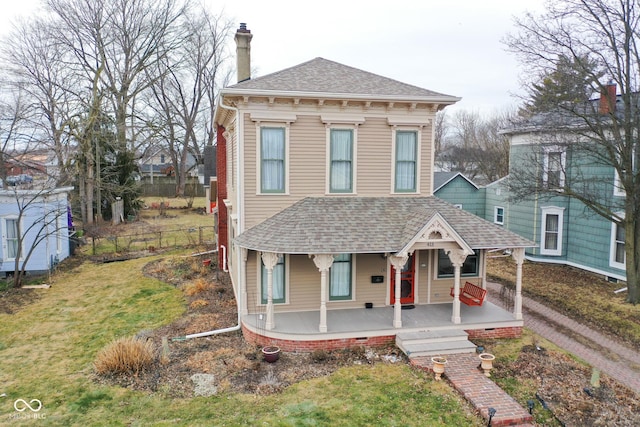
[2,0,546,114]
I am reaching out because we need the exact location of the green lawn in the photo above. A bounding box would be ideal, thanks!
[0,250,483,426]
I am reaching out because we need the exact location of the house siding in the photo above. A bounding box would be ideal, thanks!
[434,176,484,216]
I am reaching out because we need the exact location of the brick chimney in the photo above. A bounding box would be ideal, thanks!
[235,23,252,83]
[599,82,617,114]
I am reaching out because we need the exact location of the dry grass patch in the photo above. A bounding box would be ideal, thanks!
[94,336,157,376]
[184,278,212,296]
[487,256,640,347]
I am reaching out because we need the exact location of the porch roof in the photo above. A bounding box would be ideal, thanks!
[234,196,534,254]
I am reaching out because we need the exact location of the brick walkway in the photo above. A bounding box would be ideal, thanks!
[411,354,534,426]
[486,281,640,393]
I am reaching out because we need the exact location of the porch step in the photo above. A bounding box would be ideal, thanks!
[396,330,477,358]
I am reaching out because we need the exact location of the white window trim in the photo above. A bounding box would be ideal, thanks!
[255,122,290,195]
[613,169,625,196]
[258,253,290,306]
[325,125,358,194]
[328,253,356,302]
[391,127,422,194]
[542,146,566,189]
[453,204,463,209]
[609,214,626,270]
[2,215,22,261]
[494,206,505,225]
[540,206,564,256]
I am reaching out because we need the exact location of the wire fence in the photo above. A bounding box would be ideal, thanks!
[86,226,216,255]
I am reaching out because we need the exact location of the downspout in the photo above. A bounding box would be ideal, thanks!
[172,100,239,341]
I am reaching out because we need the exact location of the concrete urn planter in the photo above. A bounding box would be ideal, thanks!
[431,356,447,380]
[479,353,495,377]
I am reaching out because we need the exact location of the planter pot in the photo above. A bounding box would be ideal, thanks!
[262,346,281,363]
[203,259,212,267]
[431,356,447,381]
[479,353,495,377]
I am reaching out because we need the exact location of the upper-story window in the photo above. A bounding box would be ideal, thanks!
[260,127,286,193]
[543,147,566,189]
[394,130,418,192]
[329,129,354,193]
[540,206,564,256]
[494,206,505,225]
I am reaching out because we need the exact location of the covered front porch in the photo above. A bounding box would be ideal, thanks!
[242,298,523,351]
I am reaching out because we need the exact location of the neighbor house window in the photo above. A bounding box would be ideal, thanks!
[395,131,418,192]
[330,253,352,300]
[494,206,505,225]
[540,206,564,256]
[329,129,353,192]
[610,219,625,269]
[261,255,285,304]
[437,249,479,278]
[3,218,19,260]
[543,148,566,189]
[260,127,286,193]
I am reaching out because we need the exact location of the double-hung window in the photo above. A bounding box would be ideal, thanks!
[494,207,505,225]
[610,218,626,269]
[330,254,352,300]
[261,255,285,304]
[329,129,353,193]
[3,217,20,260]
[540,206,564,256]
[543,148,565,189]
[395,131,418,192]
[260,127,286,193]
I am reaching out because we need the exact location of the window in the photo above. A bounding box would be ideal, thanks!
[437,249,479,278]
[330,254,352,300]
[329,129,353,192]
[261,255,285,304]
[610,220,625,269]
[543,149,565,189]
[540,207,564,256]
[260,127,286,193]
[4,218,19,259]
[494,206,505,225]
[395,131,418,192]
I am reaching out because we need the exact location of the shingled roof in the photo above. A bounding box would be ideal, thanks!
[222,57,460,102]
[234,196,533,254]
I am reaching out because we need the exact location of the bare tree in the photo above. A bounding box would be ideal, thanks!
[505,0,640,304]
[147,6,232,198]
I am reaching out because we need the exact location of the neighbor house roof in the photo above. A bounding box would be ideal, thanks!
[234,196,533,254]
[221,57,460,103]
[433,171,479,192]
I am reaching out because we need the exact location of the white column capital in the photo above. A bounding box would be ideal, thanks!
[511,247,525,265]
[446,248,468,267]
[389,253,409,270]
[312,254,334,272]
[261,251,281,269]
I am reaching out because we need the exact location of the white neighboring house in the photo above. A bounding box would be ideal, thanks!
[0,187,74,277]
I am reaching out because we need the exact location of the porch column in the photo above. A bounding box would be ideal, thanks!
[261,251,280,330]
[313,254,334,333]
[512,248,525,320]
[390,253,409,328]
[447,248,467,324]
[240,248,248,316]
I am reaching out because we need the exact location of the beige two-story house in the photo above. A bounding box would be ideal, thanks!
[214,24,533,352]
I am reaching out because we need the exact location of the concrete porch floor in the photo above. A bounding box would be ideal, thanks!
[243,301,521,339]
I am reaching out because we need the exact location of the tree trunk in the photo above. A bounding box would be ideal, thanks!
[627,215,639,304]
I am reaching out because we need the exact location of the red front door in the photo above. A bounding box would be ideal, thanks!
[390,254,415,304]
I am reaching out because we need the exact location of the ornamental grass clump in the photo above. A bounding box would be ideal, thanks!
[94,336,156,376]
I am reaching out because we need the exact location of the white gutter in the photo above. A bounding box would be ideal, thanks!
[172,100,239,341]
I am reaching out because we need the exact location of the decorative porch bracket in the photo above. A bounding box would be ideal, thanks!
[312,254,334,332]
[446,248,468,324]
[512,248,525,320]
[389,253,409,328]
[261,251,281,330]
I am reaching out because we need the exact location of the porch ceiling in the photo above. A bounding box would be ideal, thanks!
[234,196,534,254]
[243,302,521,339]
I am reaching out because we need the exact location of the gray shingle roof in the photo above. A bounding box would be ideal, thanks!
[224,58,459,101]
[234,196,533,254]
